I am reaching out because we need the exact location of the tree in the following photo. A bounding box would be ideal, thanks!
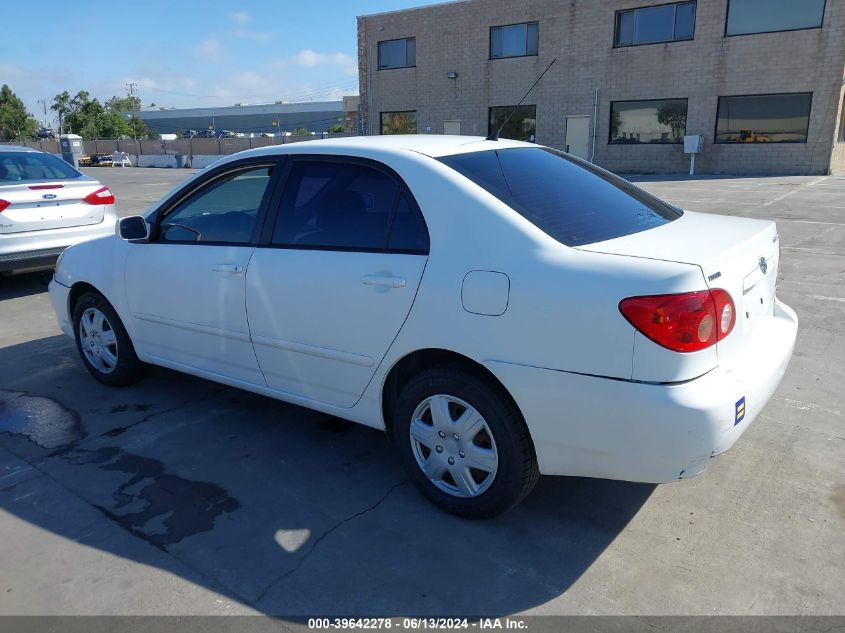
[293,127,310,136]
[657,102,687,142]
[0,84,39,141]
[51,90,72,134]
[610,109,623,140]
[327,123,345,134]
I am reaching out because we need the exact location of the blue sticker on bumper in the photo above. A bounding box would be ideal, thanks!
[735,397,746,426]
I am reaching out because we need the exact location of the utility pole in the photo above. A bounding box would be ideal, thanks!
[37,99,48,129]
[126,82,138,140]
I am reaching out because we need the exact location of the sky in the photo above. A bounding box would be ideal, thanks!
[1,0,445,127]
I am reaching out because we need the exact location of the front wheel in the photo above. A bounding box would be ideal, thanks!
[72,291,143,387]
[393,367,539,519]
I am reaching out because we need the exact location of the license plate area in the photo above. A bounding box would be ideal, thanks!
[742,256,775,333]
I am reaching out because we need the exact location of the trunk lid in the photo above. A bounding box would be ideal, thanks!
[577,210,779,370]
[0,178,106,233]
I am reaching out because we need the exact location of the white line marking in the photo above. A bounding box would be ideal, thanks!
[782,398,842,417]
[762,176,827,206]
[774,219,845,226]
[0,467,33,481]
[809,295,845,303]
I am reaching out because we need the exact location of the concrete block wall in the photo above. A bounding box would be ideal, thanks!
[359,0,845,175]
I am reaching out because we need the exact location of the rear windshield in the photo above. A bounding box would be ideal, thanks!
[439,147,681,247]
[0,152,81,183]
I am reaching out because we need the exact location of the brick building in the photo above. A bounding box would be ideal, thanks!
[358,0,845,174]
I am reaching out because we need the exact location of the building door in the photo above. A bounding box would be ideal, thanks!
[444,120,461,135]
[565,116,591,160]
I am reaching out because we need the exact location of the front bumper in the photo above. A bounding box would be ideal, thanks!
[48,277,74,339]
[485,299,798,483]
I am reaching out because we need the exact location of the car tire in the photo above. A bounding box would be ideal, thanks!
[72,291,143,387]
[393,367,539,519]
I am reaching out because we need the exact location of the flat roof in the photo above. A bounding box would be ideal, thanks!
[358,0,470,19]
[139,101,345,120]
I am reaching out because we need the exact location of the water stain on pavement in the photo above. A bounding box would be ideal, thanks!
[0,390,240,548]
[0,389,84,449]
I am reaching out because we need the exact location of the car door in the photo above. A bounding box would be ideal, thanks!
[246,156,430,408]
[124,159,280,385]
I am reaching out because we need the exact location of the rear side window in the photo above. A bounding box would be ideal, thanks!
[0,152,80,182]
[273,161,428,253]
[439,148,680,247]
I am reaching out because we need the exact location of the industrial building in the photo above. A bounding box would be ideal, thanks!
[358,0,845,174]
[138,101,346,136]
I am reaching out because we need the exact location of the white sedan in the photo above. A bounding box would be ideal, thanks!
[48,136,797,518]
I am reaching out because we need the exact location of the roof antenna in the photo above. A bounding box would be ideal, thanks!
[486,57,557,141]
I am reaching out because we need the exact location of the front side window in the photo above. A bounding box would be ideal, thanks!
[378,37,416,69]
[381,111,417,135]
[439,148,680,247]
[489,105,537,142]
[490,22,539,59]
[0,151,80,182]
[615,2,696,46]
[715,93,812,143]
[610,98,688,144]
[726,0,825,36]
[272,161,427,253]
[158,165,271,243]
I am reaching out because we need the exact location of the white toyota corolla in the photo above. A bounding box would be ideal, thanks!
[48,135,797,517]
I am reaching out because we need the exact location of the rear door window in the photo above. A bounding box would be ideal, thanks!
[439,148,681,247]
[272,160,429,253]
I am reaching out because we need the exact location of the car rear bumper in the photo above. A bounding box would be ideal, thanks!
[485,299,798,483]
[0,219,115,273]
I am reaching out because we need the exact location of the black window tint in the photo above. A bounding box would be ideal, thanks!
[378,38,415,69]
[159,166,270,243]
[273,162,398,250]
[490,22,539,58]
[439,148,680,247]
[614,2,696,46]
[489,105,536,142]
[0,152,80,182]
[388,194,429,252]
[610,99,688,144]
[715,93,812,143]
[726,0,825,36]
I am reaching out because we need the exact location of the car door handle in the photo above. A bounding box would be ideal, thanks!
[361,275,406,288]
[212,264,244,275]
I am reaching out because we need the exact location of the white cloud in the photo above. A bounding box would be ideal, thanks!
[288,49,358,76]
[229,11,251,24]
[232,29,272,42]
[195,38,224,62]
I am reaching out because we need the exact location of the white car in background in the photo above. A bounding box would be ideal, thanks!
[0,146,117,274]
[48,136,797,518]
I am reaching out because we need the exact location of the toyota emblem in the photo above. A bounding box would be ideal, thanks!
[759,257,768,275]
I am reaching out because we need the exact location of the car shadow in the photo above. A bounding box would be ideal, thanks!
[0,270,53,301]
[0,334,655,618]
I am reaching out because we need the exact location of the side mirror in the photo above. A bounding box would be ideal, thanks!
[118,215,150,241]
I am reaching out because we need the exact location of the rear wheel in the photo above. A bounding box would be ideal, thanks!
[72,291,143,386]
[393,367,539,518]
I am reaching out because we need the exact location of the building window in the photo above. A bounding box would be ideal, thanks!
[725,0,825,36]
[609,99,688,144]
[490,22,539,59]
[381,111,417,135]
[489,106,537,142]
[614,2,696,47]
[715,93,812,143]
[378,38,416,69]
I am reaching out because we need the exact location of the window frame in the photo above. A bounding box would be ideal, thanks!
[380,110,418,135]
[488,105,538,142]
[608,97,689,145]
[377,37,416,70]
[713,92,813,144]
[259,154,430,256]
[613,1,697,48]
[148,157,285,247]
[489,21,540,60]
[724,0,826,37]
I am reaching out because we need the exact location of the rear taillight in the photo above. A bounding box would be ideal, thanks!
[0,199,9,213]
[83,186,115,205]
[619,289,736,353]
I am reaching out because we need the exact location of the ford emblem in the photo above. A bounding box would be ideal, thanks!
[42,193,57,200]
[759,257,768,275]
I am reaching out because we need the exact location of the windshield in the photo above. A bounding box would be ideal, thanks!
[439,147,681,247]
[0,152,81,183]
